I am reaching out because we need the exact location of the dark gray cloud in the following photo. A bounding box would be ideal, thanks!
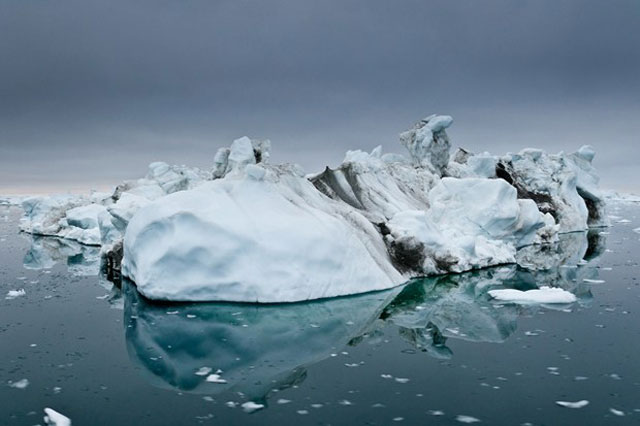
[1,0,639,193]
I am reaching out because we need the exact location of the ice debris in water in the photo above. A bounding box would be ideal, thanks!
[195,367,212,376]
[241,401,264,413]
[44,408,72,426]
[456,414,481,423]
[609,408,625,416]
[583,278,605,284]
[555,400,589,409]
[8,378,29,389]
[488,286,577,304]
[5,289,26,299]
[205,374,227,384]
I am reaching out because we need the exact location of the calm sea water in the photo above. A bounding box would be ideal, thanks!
[0,202,638,425]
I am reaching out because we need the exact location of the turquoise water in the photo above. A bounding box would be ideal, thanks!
[1,203,639,425]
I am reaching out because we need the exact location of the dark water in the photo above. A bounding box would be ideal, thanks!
[0,202,639,425]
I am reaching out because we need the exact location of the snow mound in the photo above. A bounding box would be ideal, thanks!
[488,286,577,304]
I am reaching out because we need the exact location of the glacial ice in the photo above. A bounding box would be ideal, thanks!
[16,114,610,302]
[121,173,402,302]
[488,286,577,304]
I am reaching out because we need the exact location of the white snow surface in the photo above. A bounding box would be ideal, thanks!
[17,114,611,303]
[489,286,577,304]
[122,168,402,302]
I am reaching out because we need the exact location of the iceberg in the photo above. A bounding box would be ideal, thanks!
[17,114,609,303]
[18,162,209,248]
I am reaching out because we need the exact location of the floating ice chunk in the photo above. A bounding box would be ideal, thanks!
[555,400,589,409]
[195,367,212,376]
[44,408,71,426]
[456,415,481,423]
[205,374,227,384]
[633,227,640,234]
[5,289,26,299]
[241,401,264,413]
[583,278,605,284]
[8,378,29,389]
[610,408,625,416]
[489,286,577,304]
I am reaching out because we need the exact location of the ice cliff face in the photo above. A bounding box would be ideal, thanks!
[17,115,608,302]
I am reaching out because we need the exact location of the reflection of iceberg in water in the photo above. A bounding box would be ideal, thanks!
[123,281,401,401]
[23,235,101,276]
[380,268,519,359]
[120,229,607,398]
[379,230,606,357]
[512,229,606,306]
[22,234,124,308]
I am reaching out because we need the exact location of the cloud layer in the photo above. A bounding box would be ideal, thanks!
[1,0,639,193]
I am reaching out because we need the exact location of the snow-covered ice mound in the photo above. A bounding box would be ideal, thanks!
[17,114,610,303]
[122,169,401,302]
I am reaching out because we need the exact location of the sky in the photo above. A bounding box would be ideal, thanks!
[1,0,639,194]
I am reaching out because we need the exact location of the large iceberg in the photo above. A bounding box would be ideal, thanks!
[17,114,609,302]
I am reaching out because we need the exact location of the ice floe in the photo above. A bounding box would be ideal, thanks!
[488,286,577,304]
[8,378,29,389]
[555,400,589,409]
[5,289,26,299]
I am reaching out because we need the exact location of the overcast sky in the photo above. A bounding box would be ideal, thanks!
[1,0,639,194]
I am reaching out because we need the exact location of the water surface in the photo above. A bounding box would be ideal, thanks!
[1,202,639,425]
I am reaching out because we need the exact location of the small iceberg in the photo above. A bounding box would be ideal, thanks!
[488,286,577,304]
